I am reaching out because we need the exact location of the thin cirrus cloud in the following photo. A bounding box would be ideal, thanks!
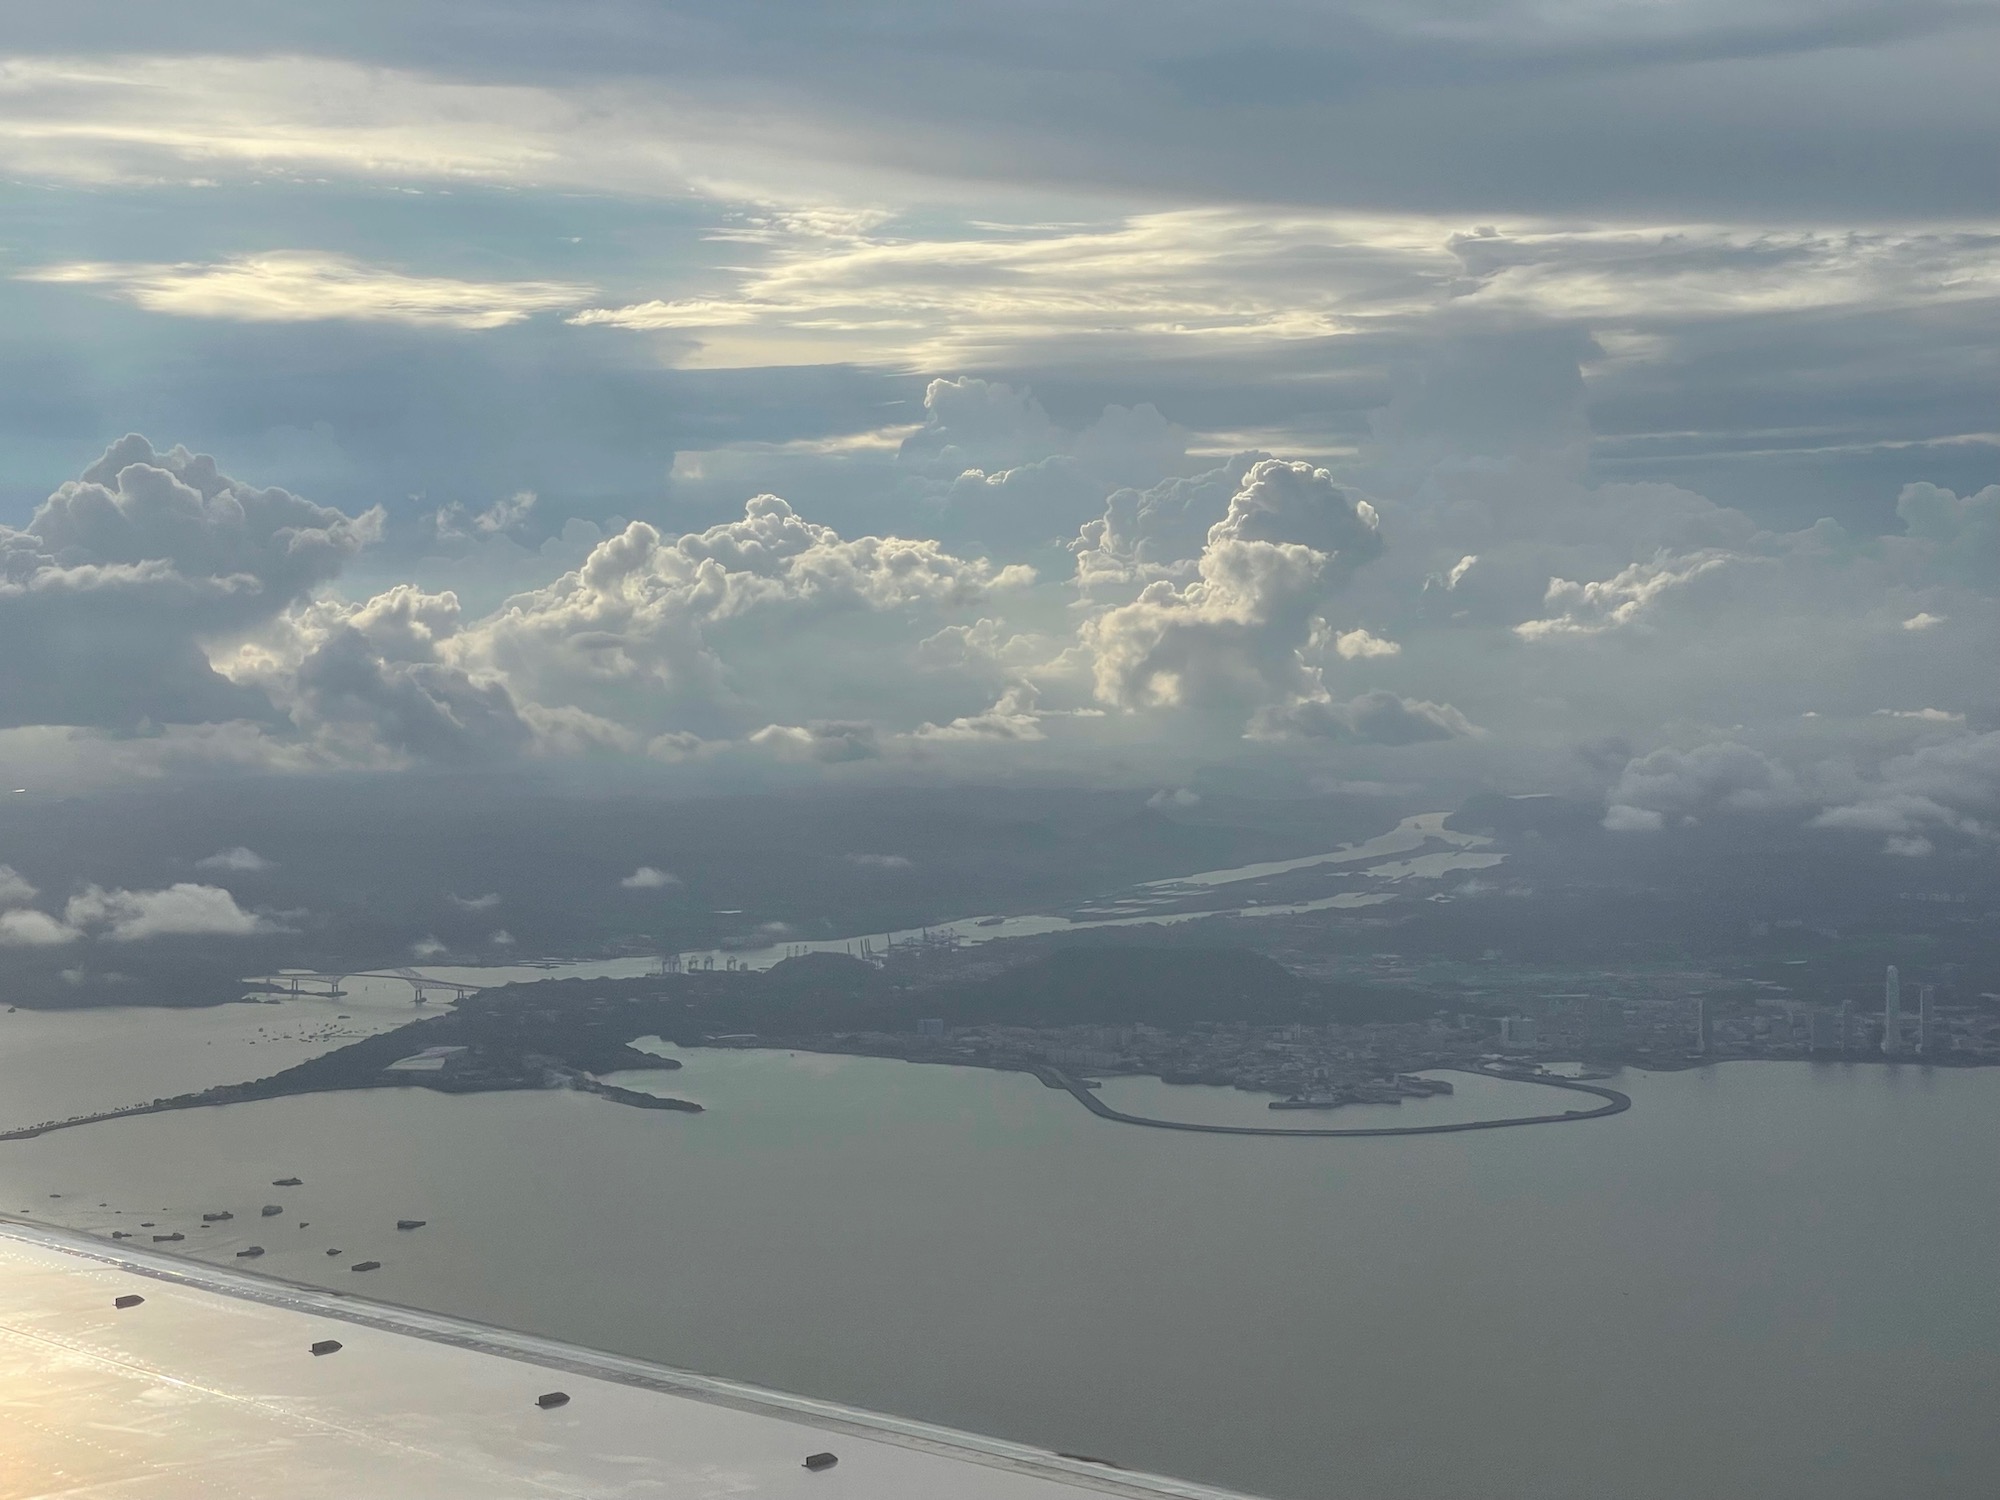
[566,212,2000,372]
[20,252,592,329]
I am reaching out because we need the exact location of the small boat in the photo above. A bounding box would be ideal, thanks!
[202,1211,233,1223]
[350,1260,381,1273]
[235,1247,264,1258]
[536,1391,570,1410]
[325,1249,342,1256]
[272,1177,303,1187]
[310,1340,342,1356]
[395,1219,426,1231]
[804,1453,838,1472]
[114,1295,144,1309]
[261,1204,284,1217]
[152,1233,184,1243]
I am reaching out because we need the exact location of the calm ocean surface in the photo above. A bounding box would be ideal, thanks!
[2,1030,1995,1500]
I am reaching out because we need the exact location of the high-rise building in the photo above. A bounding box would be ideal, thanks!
[1881,965,1903,1056]
[1918,985,1936,1055]
[1499,1015,1539,1049]
[1693,998,1712,1055]
[1809,1006,1838,1052]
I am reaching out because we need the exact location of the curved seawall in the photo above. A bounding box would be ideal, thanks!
[1033,1066,1629,1137]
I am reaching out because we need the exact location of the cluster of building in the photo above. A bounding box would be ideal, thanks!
[776,965,1997,1092]
[1688,966,1984,1061]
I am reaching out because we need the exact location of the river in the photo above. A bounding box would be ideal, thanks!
[2,1047,1994,1500]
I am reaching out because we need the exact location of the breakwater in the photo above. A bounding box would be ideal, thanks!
[1032,1065,1629,1136]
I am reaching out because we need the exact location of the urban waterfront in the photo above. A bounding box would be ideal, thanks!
[2,1043,1995,1500]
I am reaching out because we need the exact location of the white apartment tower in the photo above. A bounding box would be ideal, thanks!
[1881,965,1903,1057]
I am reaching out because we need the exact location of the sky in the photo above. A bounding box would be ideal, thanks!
[0,0,1995,858]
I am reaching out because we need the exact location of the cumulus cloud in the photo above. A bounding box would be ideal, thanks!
[749,720,883,763]
[449,891,502,910]
[619,866,679,889]
[1080,460,1383,728]
[458,496,1031,738]
[1895,483,1999,589]
[1515,551,1739,639]
[1603,743,1803,830]
[436,491,538,542]
[0,908,79,946]
[1147,787,1201,809]
[195,847,273,872]
[0,866,40,906]
[1810,730,2000,839]
[63,883,272,941]
[0,436,379,730]
[1333,628,1401,660]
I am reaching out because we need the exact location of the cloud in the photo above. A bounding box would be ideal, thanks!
[1601,803,1666,833]
[844,853,913,868]
[1333,628,1401,660]
[619,866,679,889]
[1603,742,1802,830]
[1810,730,2000,838]
[1901,612,1946,630]
[1883,835,1934,857]
[449,891,502,910]
[1257,691,1480,746]
[1080,460,1382,727]
[1895,483,1999,589]
[1514,551,1739,639]
[749,720,883,763]
[63,883,272,941]
[1146,787,1201,809]
[195,847,273,872]
[455,496,1030,739]
[21,253,590,329]
[0,865,39,906]
[435,491,538,541]
[0,908,78,946]
[0,436,379,730]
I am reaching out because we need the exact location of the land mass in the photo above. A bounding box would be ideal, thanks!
[8,942,1991,1143]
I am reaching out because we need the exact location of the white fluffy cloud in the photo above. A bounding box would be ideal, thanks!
[1514,551,1740,639]
[1080,460,1385,721]
[619,866,679,889]
[0,866,39,906]
[62,883,272,941]
[1,437,379,730]
[0,908,77,947]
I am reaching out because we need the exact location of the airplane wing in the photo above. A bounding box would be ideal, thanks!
[1,1217,1259,1500]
